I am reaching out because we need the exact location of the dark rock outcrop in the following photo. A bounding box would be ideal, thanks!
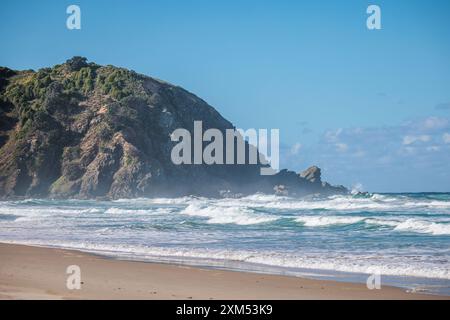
[300,166,321,184]
[0,57,347,199]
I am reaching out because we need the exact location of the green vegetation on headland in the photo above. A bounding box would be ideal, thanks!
[0,57,346,199]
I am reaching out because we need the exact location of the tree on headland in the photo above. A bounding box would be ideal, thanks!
[66,56,88,72]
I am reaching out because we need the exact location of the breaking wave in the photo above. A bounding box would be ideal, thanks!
[295,216,366,227]
[1,192,450,293]
[180,203,278,225]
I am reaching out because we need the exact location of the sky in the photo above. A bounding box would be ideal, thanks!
[1,0,450,192]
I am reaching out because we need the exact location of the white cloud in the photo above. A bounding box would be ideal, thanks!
[306,116,450,191]
[443,133,450,144]
[352,150,366,157]
[402,135,431,145]
[402,146,416,155]
[324,128,342,142]
[335,143,348,152]
[290,142,302,155]
[377,155,392,165]
[421,117,448,131]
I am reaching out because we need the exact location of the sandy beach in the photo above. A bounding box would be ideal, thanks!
[0,243,447,300]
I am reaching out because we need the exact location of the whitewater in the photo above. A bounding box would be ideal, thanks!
[1,193,449,295]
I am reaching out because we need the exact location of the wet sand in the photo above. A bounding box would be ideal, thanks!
[0,243,447,300]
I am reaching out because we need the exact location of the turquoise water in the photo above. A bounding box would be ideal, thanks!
[0,193,449,295]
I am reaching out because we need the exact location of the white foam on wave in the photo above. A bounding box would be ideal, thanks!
[220,193,450,212]
[105,207,173,215]
[366,218,450,235]
[113,196,199,205]
[7,192,449,215]
[291,215,450,235]
[180,203,278,225]
[235,197,384,211]
[0,206,103,222]
[394,219,450,235]
[2,194,450,285]
[295,216,366,227]
[293,215,450,235]
[2,239,449,280]
[365,218,400,227]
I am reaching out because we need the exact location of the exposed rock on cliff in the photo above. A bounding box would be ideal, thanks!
[0,57,347,199]
[300,166,321,184]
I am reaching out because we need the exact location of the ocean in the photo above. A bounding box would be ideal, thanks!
[1,193,449,296]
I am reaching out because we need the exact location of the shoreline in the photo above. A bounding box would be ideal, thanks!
[3,240,449,295]
[0,243,448,300]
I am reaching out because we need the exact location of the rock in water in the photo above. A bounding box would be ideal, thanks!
[0,57,347,199]
[300,166,322,184]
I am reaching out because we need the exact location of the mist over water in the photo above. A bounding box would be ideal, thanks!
[1,193,450,295]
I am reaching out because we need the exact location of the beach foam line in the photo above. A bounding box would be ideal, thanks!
[2,239,449,280]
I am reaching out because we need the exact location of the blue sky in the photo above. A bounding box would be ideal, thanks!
[1,0,450,192]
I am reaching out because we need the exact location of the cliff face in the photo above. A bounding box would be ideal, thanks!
[0,57,346,199]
